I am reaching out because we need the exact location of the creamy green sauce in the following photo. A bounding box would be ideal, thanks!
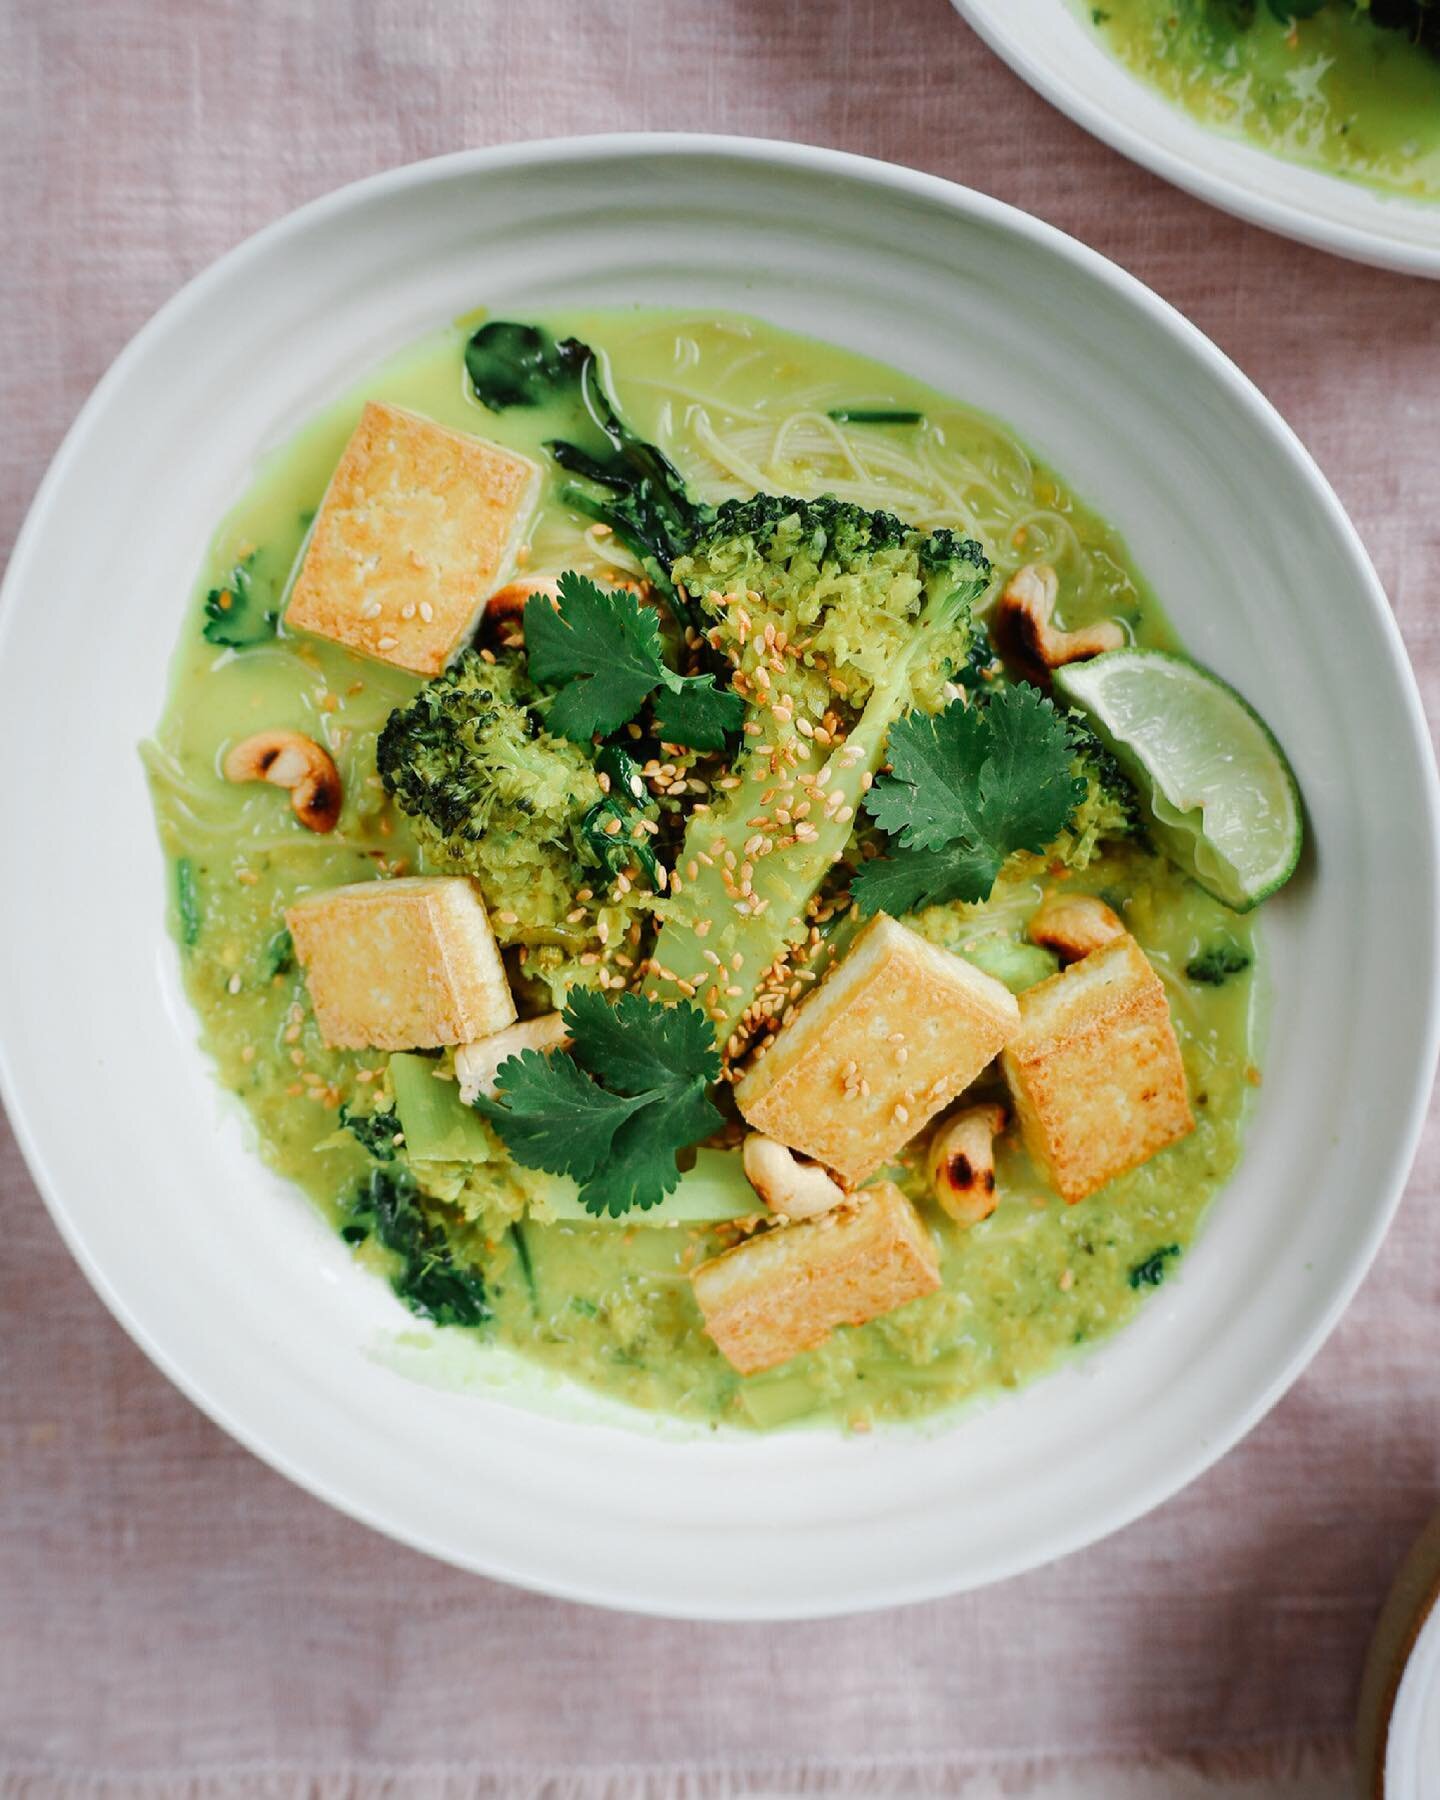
[147,309,1259,1432]
[1084,0,1440,200]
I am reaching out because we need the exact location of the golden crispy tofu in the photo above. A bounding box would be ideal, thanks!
[734,914,1020,1187]
[1001,934,1192,1203]
[692,1180,940,1375]
[286,876,515,1051]
[285,402,540,675]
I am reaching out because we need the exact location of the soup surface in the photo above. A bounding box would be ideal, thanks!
[1083,0,1440,201]
[147,309,1260,1432]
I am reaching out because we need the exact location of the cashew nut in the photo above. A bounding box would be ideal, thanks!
[742,1134,846,1221]
[996,565,1125,671]
[483,577,559,646]
[1028,893,1127,965]
[455,1012,570,1104]
[222,729,341,833]
[927,1103,1007,1226]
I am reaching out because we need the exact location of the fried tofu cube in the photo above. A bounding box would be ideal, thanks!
[734,914,1021,1187]
[285,876,516,1051]
[1001,934,1193,1203]
[692,1180,941,1375]
[285,401,540,675]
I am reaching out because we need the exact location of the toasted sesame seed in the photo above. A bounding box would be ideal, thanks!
[602,817,623,837]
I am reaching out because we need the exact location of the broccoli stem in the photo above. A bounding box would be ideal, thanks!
[645,578,974,1046]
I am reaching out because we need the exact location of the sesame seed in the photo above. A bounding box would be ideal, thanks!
[376,635,399,651]
[401,602,417,621]
[419,601,434,623]
[603,817,623,836]
[566,908,586,923]
[359,599,383,620]
[497,910,519,924]
[893,1104,909,1126]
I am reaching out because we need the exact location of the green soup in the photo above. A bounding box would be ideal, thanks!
[146,309,1260,1433]
[1083,0,1440,201]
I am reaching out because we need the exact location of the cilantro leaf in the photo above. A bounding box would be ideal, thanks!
[851,842,1003,918]
[860,685,1085,911]
[865,699,992,851]
[523,571,742,750]
[473,1049,647,1178]
[524,572,666,742]
[976,683,1085,855]
[474,991,722,1216]
[652,671,745,751]
[565,987,721,1094]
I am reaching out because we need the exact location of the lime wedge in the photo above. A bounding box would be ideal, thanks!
[1053,649,1302,912]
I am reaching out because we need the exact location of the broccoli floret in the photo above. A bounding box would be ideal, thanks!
[1049,712,1142,871]
[378,652,597,853]
[645,496,990,1045]
[377,653,644,1000]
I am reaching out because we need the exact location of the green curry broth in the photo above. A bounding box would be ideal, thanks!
[1082,0,1440,201]
[146,308,1259,1431]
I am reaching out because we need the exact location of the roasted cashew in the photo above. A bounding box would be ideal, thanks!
[1027,893,1127,965]
[455,1013,570,1104]
[996,565,1125,671]
[222,729,341,833]
[927,1103,1007,1226]
[742,1134,846,1221]
[482,576,559,644]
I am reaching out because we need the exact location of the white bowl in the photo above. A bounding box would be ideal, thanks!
[0,137,1435,1619]
[955,0,1440,279]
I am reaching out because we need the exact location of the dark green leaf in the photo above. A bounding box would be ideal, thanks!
[339,1102,400,1161]
[176,858,201,947]
[826,408,924,425]
[524,572,666,742]
[202,557,278,649]
[579,1082,722,1217]
[564,988,720,1095]
[1128,1245,1181,1290]
[851,841,1003,918]
[473,1049,647,1179]
[1185,939,1252,986]
[261,927,294,979]
[343,1166,490,1327]
[864,685,1085,907]
[652,671,745,750]
[464,320,587,409]
[867,700,993,851]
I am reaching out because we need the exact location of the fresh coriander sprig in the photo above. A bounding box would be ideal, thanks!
[853,684,1085,916]
[473,989,722,1217]
[524,572,744,750]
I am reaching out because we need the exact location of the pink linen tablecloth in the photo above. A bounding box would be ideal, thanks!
[1,0,1437,1792]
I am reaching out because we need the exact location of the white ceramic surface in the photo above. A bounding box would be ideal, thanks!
[0,137,1436,1619]
[955,0,1440,279]
[1387,1592,1440,1795]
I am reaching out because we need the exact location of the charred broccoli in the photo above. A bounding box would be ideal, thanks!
[644,495,990,1042]
[376,653,647,1000]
